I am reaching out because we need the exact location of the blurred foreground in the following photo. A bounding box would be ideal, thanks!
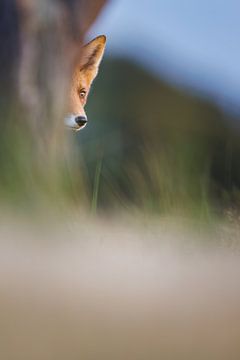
[1,214,240,360]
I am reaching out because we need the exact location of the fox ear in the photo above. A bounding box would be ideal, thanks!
[80,35,106,79]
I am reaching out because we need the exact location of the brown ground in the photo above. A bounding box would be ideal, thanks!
[0,214,240,360]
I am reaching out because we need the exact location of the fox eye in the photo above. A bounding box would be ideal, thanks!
[79,89,86,99]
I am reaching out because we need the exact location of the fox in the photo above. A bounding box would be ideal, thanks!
[65,35,106,131]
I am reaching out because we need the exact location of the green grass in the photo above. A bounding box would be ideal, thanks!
[91,158,103,214]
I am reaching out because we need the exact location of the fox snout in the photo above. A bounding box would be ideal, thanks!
[75,116,88,127]
[64,114,88,131]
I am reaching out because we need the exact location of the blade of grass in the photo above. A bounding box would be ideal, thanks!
[91,158,103,214]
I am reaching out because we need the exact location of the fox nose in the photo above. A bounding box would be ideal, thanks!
[75,116,88,127]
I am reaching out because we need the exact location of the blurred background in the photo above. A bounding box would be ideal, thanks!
[72,0,240,219]
[1,0,240,220]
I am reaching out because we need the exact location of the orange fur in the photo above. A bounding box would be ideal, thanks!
[65,35,106,131]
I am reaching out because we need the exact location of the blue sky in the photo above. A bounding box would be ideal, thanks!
[89,0,240,114]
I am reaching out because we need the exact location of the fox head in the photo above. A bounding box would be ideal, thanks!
[65,35,106,131]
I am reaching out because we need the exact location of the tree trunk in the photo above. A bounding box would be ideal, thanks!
[0,0,108,206]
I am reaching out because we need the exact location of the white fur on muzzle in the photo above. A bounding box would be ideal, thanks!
[64,114,87,131]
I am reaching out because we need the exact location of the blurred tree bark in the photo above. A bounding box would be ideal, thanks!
[0,0,108,205]
[18,0,108,146]
[0,0,108,112]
